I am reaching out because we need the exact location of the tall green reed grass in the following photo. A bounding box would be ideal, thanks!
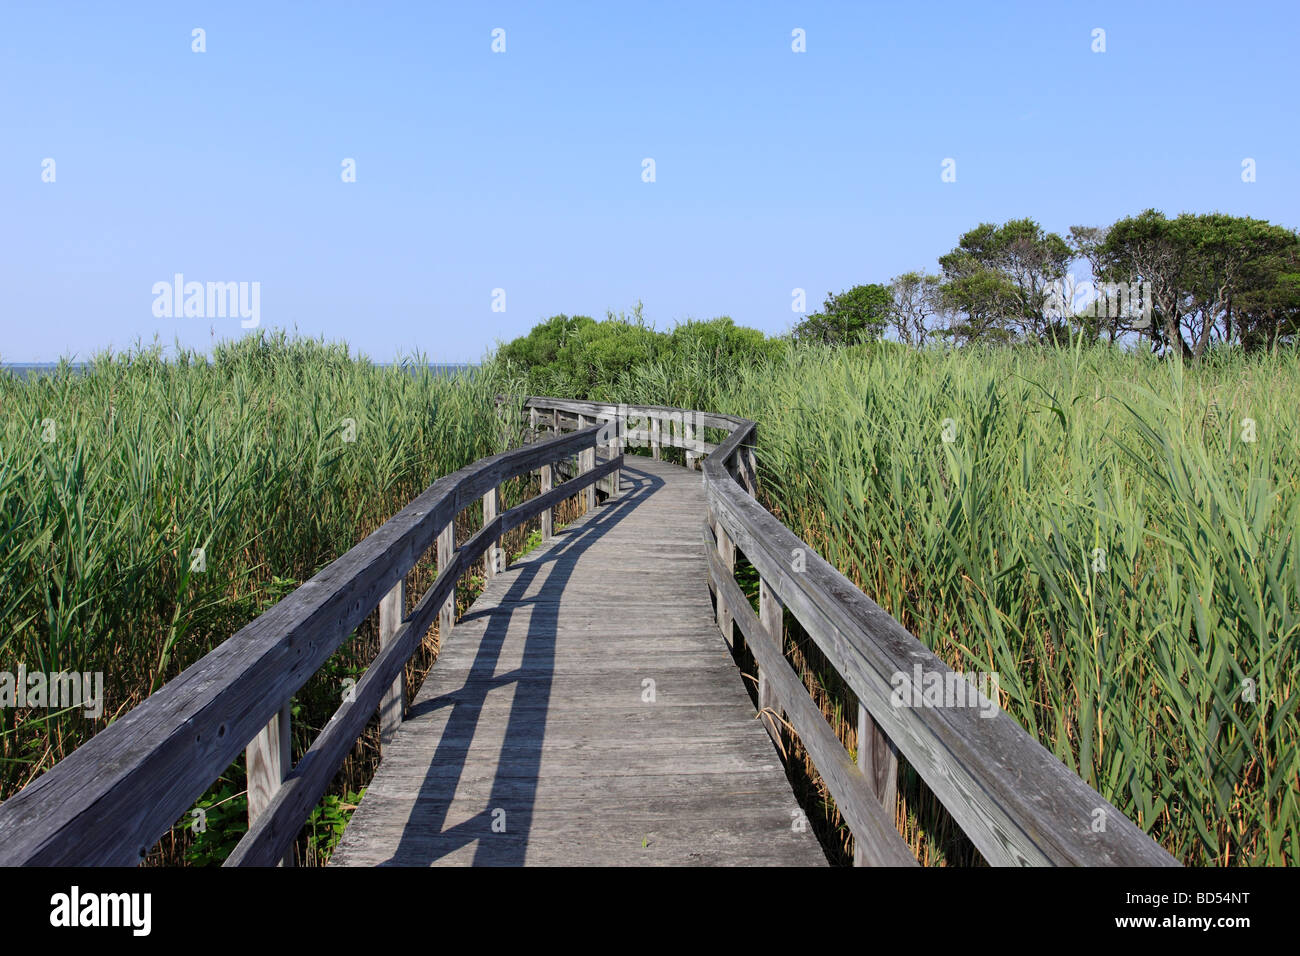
[0,333,511,800]
[593,341,1298,865]
[6,329,1295,866]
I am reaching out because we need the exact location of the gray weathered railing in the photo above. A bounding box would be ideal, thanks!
[0,421,621,866]
[520,396,1180,867]
[0,394,1180,867]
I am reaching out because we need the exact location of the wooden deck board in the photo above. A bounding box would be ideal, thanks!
[330,455,827,867]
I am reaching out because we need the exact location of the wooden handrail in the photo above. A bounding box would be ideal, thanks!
[0,423,620,866]
[0,391,1181,867]
[519,396,1181,867]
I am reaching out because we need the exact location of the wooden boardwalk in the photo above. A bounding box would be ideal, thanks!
[331,455,827,866]
[0,399,1178,867]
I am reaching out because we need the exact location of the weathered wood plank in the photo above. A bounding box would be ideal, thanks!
[703,472,1179,866]
[713,514,736,648]
[245,700,293,866]
[227,453,627,865]
[539,463,553,540]
[704,531,917,866]
[331,456,826,867]
[483,485,502,580]
[757,577,783,743]
[855,702,899,867]
[378,579,405,747]
[246,702,291,823]
[437,522,455,639]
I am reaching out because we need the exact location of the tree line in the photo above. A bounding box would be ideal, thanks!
[497,302,782,395]
[497,209,1299,391]
[794,210,1300,358]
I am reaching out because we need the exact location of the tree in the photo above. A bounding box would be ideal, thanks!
[1068,224,1125,344]
[495,307,784,398]
[1097,211,1183,355]
[936,262,1018,345]
[496,308,666,394]
[793,284,893,345]
[888,271,943,347]
[938,219,1072,344]
[497,314,596,370]
[1100,210,1300,357]
[559,304,665,393]
[1236,242,1300,351]
[1175,213,1298,356]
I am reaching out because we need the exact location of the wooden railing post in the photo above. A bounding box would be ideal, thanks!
[576,413,585,486]
[743,438,758,495]
[756,578,783,744]
[540,463,554,539]
[608,418,620,498]
[651,414,661,460]
[573,414,593,511]
[437,522,455,638]
[483,485,502,579]
[246,700,293,865]
[378,579,405,747]
[714,519,735,647]
[684,417,697,471]
[529,406,538,441]
[581,444,596,511]
[595,415,618,499]
[854,703,900,866]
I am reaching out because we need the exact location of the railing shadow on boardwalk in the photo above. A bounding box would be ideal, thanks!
[0,396,1182,867]
[0,418,623,866]
[382,464,663,865]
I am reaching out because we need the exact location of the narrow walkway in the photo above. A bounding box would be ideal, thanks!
[330,455,827,866]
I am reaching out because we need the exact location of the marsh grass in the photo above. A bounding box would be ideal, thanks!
[601,341,1299,865]
[0,334,541,862]
[6,332,1297,866]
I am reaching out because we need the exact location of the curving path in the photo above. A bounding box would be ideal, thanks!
[330,455,827,866]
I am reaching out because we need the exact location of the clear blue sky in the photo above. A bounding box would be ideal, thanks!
[3,0,1296,362]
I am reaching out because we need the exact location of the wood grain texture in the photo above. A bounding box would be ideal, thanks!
[703,535,916,867]
[330,456,826,867]
[539,464,553,540]
[246,702,291,825]
[437,522,455,643]
[245,700,293,866]
[855,702,899,867]
[483,486,502,580]
[379,579,406,747]
[756,578,783,742]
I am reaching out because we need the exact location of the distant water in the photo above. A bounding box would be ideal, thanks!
[2,362,476,380]
[1,363,84,380]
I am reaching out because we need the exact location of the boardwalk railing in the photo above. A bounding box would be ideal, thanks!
[519,397,1180,867]
[0,394,1180,867]
[0,422,621,866]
